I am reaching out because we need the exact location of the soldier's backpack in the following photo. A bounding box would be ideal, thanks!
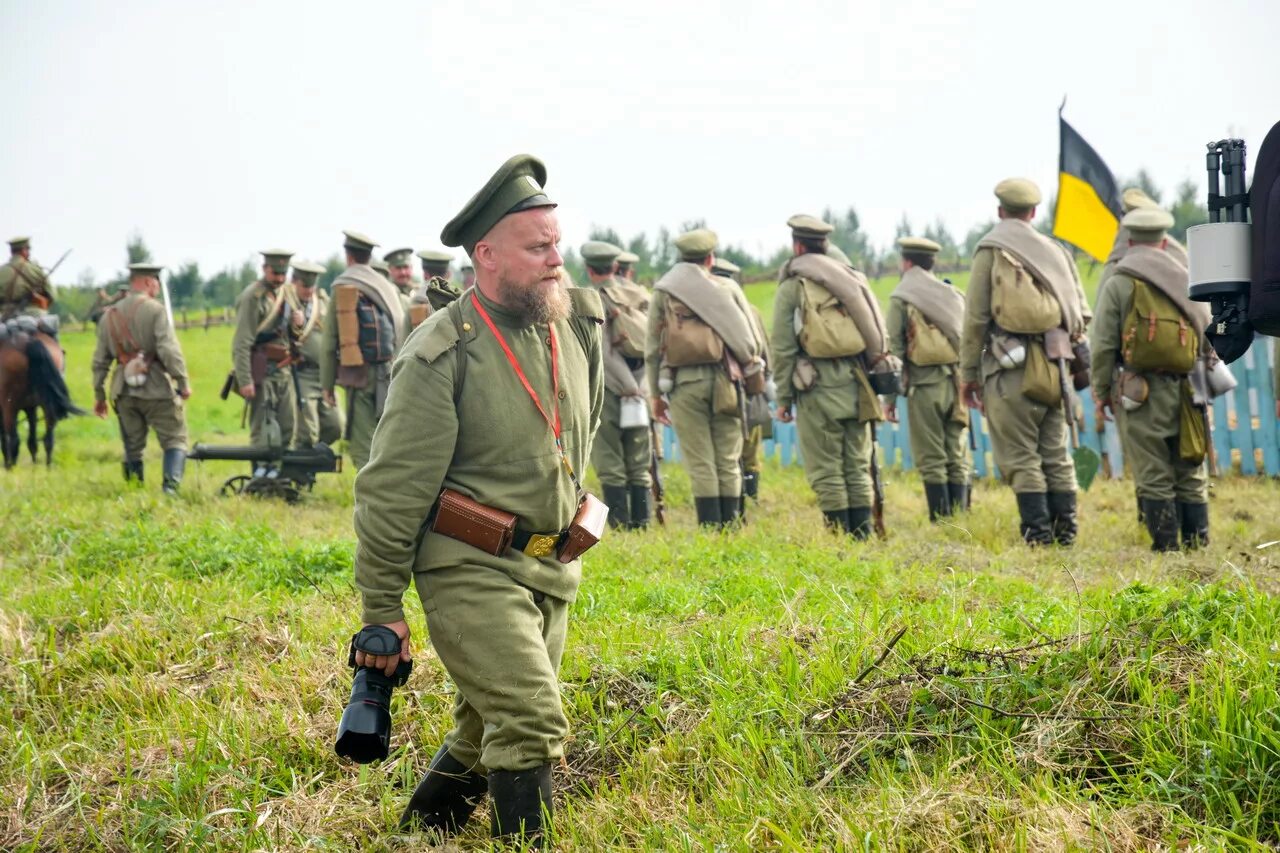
[662,295,724,367]
[796,277,865,358]
[601,283,648,359]
[905,304,958,366]
[990,249,1060,334]
[1122,279,1199,374]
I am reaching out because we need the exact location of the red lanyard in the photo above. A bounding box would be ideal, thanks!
[470,293,579,487]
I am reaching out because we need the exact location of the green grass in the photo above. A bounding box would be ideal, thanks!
[3,325,1280,850]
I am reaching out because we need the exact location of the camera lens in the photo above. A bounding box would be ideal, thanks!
[335,668,395,763]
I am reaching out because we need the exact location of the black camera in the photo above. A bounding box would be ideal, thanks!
[334,625,412,764]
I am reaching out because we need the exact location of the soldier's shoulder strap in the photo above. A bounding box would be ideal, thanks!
[568,285,604,324]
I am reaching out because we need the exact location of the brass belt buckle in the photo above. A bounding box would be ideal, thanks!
[522,534,559,558]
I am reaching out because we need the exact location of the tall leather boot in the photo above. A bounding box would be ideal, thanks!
[822,509,849,531]
[162,448,186,496]
[122,461,134,482]
[948,482,970,512]
[628,485,651,530]
[719,495,743,528]
[399,745,488,834]
[1135,494,1145,525]
[1046,491,1078,546]
[924,483,951,522]
[694,497,722,527]
[602,485,630,529]
[743,471,760,500]
[129,460,145,483]
[489,763,553,848]
[1015,493,1053,546]
[1141,498,1179,552]
[845,506,873,540]
[1177,501,1210,550]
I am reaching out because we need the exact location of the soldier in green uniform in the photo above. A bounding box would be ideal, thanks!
[1090,207,1211,550]
[409,249,463,327]
[616,251,640,282]
[646,229,763,526]
[232,250,297,460]
[460,262,476,289]
[88,283,128,325]
[319,232,409,471]
[0,237,56,319]
[352,155,602,847]
[385,247,417,299]
[286,260,344,448]
[960,179,1089,546]
[711,256,772,499]
[581,240,653,528]
[91,263,190,493]
[772,215,892,538]
[885,236,970,520]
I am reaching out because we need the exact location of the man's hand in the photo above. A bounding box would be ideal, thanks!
[961,381,983,412]
[240,383,256,399]
[1095,396,1113,423]
[93,400,108,419]
[776,405,793,424]
[652,397,671,426]
[354,620,411,678]
[179,385,192,400]
[323,389,336,407]
[883,401,898,424]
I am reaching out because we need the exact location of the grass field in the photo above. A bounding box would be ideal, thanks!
[3,324,1280,850]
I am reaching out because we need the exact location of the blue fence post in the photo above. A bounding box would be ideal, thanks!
[1228,355,1257,475]
[970,409,988,479]
[1247,336,1279,475]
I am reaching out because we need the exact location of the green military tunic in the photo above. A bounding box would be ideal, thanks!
[886,293,970,487]
[960,248,1076,495]
[354,286,603,772]
[741,302,772,477]
[232,280,296,452]
[91,291,189,460]
[588,276,652,491]
[1090,271,1207,504]
[0,256,55,318]
[772,272,875,513]
[289,288,343,447]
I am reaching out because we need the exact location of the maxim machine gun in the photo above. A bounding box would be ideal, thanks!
[187,442,341,502]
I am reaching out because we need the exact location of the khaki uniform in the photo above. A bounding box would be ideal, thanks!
[0,257,55,318]
[741,303,771,480]
[232,281,296,451]
[354,287,603,772]
[290,289,344,447]
[91,292,189,461]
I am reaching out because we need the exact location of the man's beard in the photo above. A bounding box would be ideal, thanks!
[497,270,572,325]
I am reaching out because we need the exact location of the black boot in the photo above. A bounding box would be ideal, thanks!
[822,509,849,531]
[1177,501,1210,550]
[1015,493,1053,546]
[122,461,134,482]
[719,495,743,528]
[489,763,552,847]
[162,448,186,496]
[1141,498,1179,552]
[1046,491,1078,546]
[602,485,630,529]
[948,482,970,512]
[743,471,759,499]
[628,485,651,530]
[399,745,488,834]
[694,497,722,527]
[924,483,951,522]
[127,460,145,483]
[1135,494,1145,525]
[845,506,873,540]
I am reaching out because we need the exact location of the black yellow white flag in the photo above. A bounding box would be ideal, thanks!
[1052,117,1121,262]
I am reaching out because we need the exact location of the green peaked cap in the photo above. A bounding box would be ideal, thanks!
[384,248,414,267]
[580,240,623,267]
[260,248,294,273]
[441,154,556,255]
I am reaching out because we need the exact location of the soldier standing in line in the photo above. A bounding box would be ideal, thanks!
[645,229,764,527]
[353,154,603,846]
[409,249,463,329]
[960,179,1090,546]
[91,263,190,493]
[771,215,893,538]
[711,256,772,500]
[286,260,344,448]
[319,232,409,471]
[385,248,418,301]
[1090,208,1212,550]
[581,240,653,528]
[460,262,476,289]
[616,251,640,283]
[231,250,297,459]
[0,237,56,319]
[885,236,970,520]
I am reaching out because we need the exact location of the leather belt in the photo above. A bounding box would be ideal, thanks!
[511,528,567,558]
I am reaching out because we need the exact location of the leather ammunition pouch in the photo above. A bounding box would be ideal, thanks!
[431,488,605,562]
[335,285,364,368]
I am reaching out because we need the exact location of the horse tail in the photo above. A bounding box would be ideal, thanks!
[24,338,85,422]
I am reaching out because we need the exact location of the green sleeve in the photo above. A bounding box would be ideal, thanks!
[231,289,258,388]
[91,318,114,403]
[886,296,907,361]
[585,317,604,443]
[771,276,801,410]
[960,249,994,383]
[152,307,189,393]
[645,289,667,397]
[1089,273,1131,402]
[353,353,459,624]
[319,297,337,392]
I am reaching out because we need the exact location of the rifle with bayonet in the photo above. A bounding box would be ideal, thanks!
[649,423,666,526]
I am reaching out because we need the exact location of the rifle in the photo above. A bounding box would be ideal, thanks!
[870,426,886,539]
[159,270,175,330]
[649,423,667,526]
[46,249,72,280]
[1049,331,1101,490]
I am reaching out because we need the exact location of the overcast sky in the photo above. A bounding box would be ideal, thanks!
[4,0,1277,283]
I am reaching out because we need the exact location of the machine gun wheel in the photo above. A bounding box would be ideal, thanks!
[243,476,302,504]
[220,475,253,497]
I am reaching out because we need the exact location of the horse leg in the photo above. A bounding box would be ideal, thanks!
[42,404,55,465]
[26,406,39,463]
[1,405,16,469]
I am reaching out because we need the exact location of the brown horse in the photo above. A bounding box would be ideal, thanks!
[0,330,83,467]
